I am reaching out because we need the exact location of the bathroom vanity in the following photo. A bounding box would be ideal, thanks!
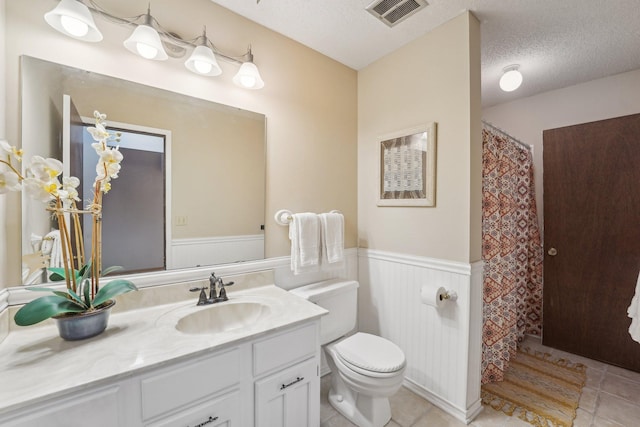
[0,282,327,427]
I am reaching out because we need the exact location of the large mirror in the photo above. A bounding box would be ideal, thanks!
[20,56,266,285]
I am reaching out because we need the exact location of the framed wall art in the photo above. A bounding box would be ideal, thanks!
[377,122,437,207]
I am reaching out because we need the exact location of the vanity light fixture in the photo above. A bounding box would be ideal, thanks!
[184,29,222,76]
[44,0,264,89]
[232,47,264,90]
[44,0,103,42]
[122,7,168,61]
[499,65,523,92]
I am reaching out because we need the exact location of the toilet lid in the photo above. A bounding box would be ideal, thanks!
[334,333,406,373]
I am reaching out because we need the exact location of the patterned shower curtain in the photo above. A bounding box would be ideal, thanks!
[481,125,544,384]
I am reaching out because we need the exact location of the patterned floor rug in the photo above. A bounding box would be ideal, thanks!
[481,348,587,427]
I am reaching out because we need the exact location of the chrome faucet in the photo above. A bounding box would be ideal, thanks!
[189,272,235,306]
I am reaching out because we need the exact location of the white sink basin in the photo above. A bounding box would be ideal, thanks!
[174,302,271,334]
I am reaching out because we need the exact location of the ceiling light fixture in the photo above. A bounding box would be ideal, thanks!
[499,65,523,92]
[44,0,264,89]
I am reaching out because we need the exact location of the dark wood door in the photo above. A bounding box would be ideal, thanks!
[543,113,640,371]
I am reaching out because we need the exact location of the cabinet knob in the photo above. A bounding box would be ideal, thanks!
[548,247,558,256]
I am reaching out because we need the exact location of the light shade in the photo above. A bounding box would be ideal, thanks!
[499,65,523,92]
[123,24,168,61]
[185,45,222,76]
[233,61,265,90]
[44,0,103,42]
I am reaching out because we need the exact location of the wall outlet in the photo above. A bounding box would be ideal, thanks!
[175,215,188,226]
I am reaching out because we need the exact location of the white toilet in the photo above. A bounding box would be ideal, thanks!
[291,279,406,427]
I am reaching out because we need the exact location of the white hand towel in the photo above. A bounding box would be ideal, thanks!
[42,229,63,268]
[319,212,344,264]
[627,271,640,343]
[289,213,320,275]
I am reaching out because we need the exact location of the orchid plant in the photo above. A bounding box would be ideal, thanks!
[0,111,137,326]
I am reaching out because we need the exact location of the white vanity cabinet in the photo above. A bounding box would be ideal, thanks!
[0,320,321,427]
[0,384,126,427]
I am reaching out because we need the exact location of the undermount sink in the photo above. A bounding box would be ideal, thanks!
[175,302,271,334]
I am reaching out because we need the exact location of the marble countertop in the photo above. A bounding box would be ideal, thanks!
[0,284,327,416]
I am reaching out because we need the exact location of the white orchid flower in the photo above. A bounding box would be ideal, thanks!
[60,176,81,205]
[87,122,111,144]
[0,170,21,194]
[0,140,11,153]
[23,176,59,203]
[92,142,105,155]
[96,146,123,180]
[94,110,107,121]
[27,156,63,182]
[0,140,23,161]
[62,176,80,190]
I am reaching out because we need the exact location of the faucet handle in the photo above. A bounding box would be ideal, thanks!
[217,280,234,302]
[190,287,208,305]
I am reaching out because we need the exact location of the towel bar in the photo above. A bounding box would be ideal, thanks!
[274,209,342,226]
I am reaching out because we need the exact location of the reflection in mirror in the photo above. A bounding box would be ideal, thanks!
[20,56,266,285]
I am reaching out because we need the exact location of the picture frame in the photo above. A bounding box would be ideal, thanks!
[377,122,437,207]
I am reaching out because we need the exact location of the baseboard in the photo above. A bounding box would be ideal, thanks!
[402,378,483,425]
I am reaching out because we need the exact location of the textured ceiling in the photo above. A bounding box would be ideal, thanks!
[210,0,640,107]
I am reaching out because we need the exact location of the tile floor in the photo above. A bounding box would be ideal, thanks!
[320,336,640,427]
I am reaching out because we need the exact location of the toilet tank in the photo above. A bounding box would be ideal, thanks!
[290,279,359,345]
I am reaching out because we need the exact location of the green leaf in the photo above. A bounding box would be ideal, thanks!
[25,286,74,301]
[47,268,67,282]
[80,262,91,281]
[101,265,123,277]
[82,278,91,308]
[48,267,84,282]
[25,286,59,293]
[67,288,88,309]
[92,280,138,307]
[14,295,86,326]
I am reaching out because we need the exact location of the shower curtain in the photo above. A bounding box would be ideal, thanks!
[481,125,543,384]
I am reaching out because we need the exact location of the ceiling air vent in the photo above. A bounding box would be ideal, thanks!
[366,0,429,27]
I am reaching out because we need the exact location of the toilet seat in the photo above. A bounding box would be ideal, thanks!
[333,333,406,377]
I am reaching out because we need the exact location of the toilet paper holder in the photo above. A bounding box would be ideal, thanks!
[440,290,458,302]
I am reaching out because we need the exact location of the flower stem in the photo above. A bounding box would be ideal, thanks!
[71,201,85,267]
[0,158,24,181]
[55,198,75,292]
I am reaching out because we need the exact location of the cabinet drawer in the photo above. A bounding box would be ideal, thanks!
[146,390,240,427]
[253,322,317,376]
[141,347,240,420]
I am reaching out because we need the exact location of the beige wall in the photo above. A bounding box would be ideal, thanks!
[483,67,640,229]
[357,12,482,264]
[1,0,358,287]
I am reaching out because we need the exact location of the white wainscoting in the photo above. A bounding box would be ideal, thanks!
[169,235,265,269]
[0,289,8,345]
[358,249,483,423]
